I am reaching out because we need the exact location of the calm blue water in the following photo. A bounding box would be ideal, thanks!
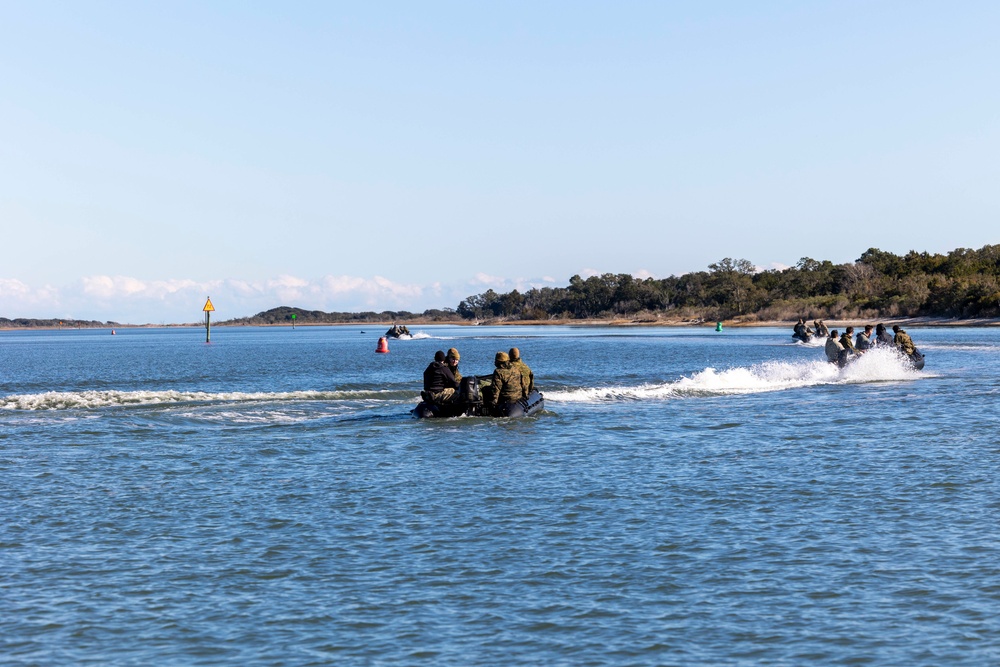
[2,324,999,666]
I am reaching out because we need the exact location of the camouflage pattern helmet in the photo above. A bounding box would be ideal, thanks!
[494,351,509,365]
[508,347,520,361]
[446,347,460,361]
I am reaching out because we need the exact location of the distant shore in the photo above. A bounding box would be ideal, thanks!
[4,315,999,331]
[467,316,1000,328]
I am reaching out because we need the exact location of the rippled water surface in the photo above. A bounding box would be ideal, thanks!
[3,324,999,666]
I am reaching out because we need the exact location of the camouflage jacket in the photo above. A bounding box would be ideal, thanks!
[511,360,533,397]
[488,363,524,406]
[839,333,856,352]
[894,331,916,355]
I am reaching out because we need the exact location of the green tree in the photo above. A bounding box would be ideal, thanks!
[708,258,757,315]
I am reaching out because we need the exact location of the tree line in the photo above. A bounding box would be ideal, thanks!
[0,318,120,329]
[8,246,995,328]
[220,306,460,326]
[456,245,1000,322]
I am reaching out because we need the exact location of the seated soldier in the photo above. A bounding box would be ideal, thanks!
[487,351,523,415]
[446,348,462,383]
[839,327,856,354]
[793,319,808,340]
[892,325,917,356]
[825,330,844,364]
[856,325,874,353]
[422,350,459,404]
[875,323,893,346]
[509,347,534,399]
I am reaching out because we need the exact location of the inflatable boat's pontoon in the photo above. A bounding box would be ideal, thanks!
[413,375,545,419]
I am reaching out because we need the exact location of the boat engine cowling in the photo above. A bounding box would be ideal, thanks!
[459,376,481,403]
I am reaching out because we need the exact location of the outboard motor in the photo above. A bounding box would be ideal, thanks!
[460,376,481,404]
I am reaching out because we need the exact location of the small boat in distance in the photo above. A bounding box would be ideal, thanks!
[385,324,411,338]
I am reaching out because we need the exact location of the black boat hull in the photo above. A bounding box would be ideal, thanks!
[413,389,545,419]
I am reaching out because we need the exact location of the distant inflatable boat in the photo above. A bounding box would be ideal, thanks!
[385,324,411,338]
[413,375,545,419]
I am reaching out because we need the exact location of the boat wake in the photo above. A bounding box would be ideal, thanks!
[392,332,437,340]
[918,342,995,352]
[0,350,926,413]
[788,336,826,348]
[546,348,925,403]
[0,389,416,411]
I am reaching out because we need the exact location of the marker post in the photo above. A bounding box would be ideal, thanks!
[203,297,215,343]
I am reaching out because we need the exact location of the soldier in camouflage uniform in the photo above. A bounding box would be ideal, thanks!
[839,327,856,354]
[487,351,523,414]
[508,347,533,399]
[892,325,916,356]
[446,348,462,383]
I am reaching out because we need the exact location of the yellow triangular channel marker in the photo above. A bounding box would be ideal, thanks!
[203,297,215,312]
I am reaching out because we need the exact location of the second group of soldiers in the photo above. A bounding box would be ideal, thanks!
[824,322,917,366]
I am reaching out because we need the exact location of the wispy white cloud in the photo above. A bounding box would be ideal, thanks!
[0,271,596,324]
[463,273,566,298]
[0,279,60,311]
[81,275,148,298]
[471,272,506,286]
[0,278,35,299]
[0,272,460,323]
[265,274,311,303]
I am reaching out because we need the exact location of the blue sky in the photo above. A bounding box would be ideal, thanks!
[2,1,998,324]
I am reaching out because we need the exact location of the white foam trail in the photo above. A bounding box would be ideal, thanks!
[787,336,826,348]
[837,347,928,382]
[546,348,923,403]
[0,389,411,411]
[192,410,309,424]
[396,332,446,340]
[409,332,432,340]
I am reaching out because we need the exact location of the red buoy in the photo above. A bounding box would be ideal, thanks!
[375,336,389,353]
